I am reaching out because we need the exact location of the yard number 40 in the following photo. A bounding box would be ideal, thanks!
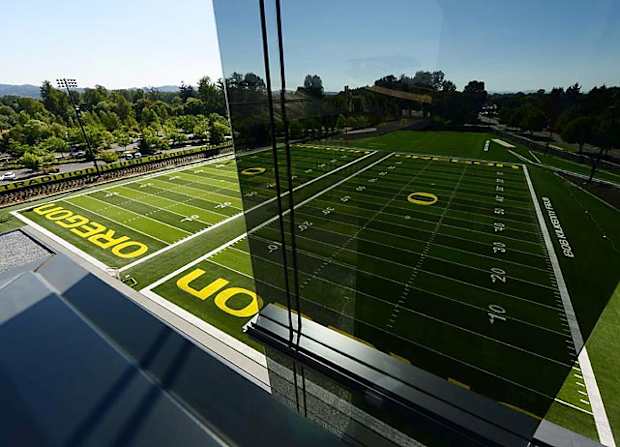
[488,304,507,324]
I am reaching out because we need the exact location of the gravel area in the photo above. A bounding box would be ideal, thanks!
[0,231,51,274]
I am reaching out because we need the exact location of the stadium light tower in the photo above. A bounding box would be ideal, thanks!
[56,78,100,174]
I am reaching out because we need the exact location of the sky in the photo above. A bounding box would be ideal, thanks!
[0,0,223,89]
[2,0,619,92]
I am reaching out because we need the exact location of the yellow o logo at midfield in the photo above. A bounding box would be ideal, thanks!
[241,167,266,176]
[407,192,438,206]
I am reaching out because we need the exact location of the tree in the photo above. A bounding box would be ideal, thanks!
[100,151,119,163]
[192,119,210,141]
[20,152,42,170]
[592,116,620,156]
[40,136,69,155]
[138,127,166,154]
[431,71,445,91]
[520,107,547,134]
[561,117,593,153]
[441,80,457,93]
[40,81,69,120]
[184,97,203,116]
[113,129,132,149]
[411,71,433,89]
[179,82,195,102]
[209,120,228,145]
[335,114,346,130]
[22,119,51,145]
[302,74,324,97]
[462,80,488,122]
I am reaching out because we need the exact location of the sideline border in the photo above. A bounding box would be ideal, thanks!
[524,164,615,446]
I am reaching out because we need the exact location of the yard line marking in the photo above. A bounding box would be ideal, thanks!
[508,150,536,165]
[292,210,549,271]
[63,151,240,200]
[63,199,171,245]
[151,177,245,209]
[115,186,217,224]
[141,152,392,289]
[283,213,555,290]
[301,200,544,247]
[325,190,540,229]
[244,239,568,337]
[554,398,594,416]
[528,151,542,164]
[78,195,193,236]
[211,245,573,405]
[119,150,379,272]
[220,245,571,367]
[524,164,615,446]
[247,233,565,316]
[240,242,564,336]
[111,187,212,226]
[275,221,556,292]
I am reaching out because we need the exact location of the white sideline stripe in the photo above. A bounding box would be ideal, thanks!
[140,289,269,380]
[492,138,516,148]
[10,210,112,272]
[119,150,378,272]
[563,176,620,213]
[509,150,535,165]
[547,166,620,188]
[528,150,542,164]
[523,165,615,446]
[142,152,393,292]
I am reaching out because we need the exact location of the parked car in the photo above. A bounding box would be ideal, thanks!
[122,151,133,160]
[0,172,16,181]
[133,152,142,158]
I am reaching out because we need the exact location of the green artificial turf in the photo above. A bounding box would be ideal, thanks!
[12,131,619,442]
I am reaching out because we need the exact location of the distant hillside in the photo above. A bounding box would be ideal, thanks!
[0,83,180,98]
[0,84,41,98]
[140,85,179,93]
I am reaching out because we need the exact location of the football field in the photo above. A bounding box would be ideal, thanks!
[13,143,603,433]
[13,146,373,270]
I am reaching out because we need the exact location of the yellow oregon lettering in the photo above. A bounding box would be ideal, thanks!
[214,287,262,318]
[56,214,89,229]
[111,241,149,259]
[241,167,266,176]
[30,204,149,261]
[34,204,62,215]
[408,192,438,206]
[71,222,106,238]
[88,230,130,249]
[176,270,229,301]
[45,209,74,221]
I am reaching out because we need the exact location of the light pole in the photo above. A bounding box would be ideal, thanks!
[56,78,100,174]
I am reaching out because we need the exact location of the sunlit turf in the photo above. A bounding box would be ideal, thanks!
[15,146,372,269]
[150,152,594,421]
[11,132,619,443]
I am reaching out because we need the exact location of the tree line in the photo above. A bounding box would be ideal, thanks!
[493,84,620,155]
[0,76,231,171]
